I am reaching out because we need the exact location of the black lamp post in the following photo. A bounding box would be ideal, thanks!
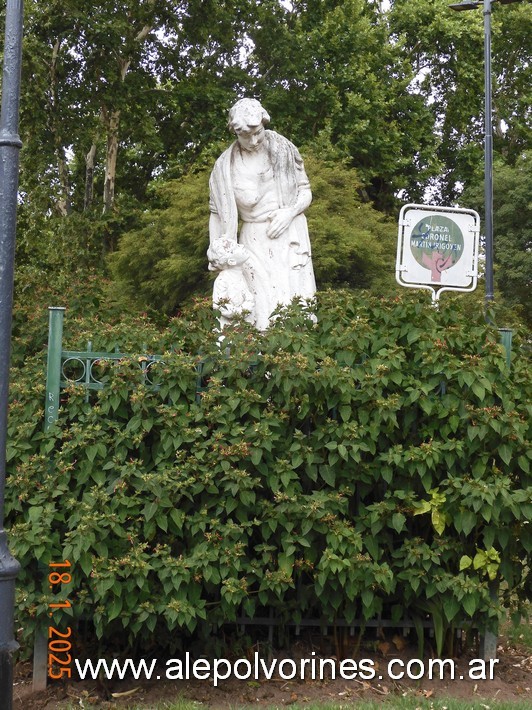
[0,1,24,708]
[449,3,520,661]
[449,0,522,304]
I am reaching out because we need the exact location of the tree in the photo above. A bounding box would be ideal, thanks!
[108,168,212,314]
[248,0,440,210]
[388,0,531,203]
[17,0,256,224]
[17,0,529,220]
[461,152,532,325]
[19,1,83,216]
[305,153,397,291]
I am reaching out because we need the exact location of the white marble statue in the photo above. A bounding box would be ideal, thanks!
[207,238,255,329]
[208,98,316,330]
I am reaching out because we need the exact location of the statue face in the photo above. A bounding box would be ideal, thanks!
[229,245,250,266]
[235,124,266,153]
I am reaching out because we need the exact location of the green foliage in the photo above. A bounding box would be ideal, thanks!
[16,211,105,277]
[17,0,254,218]
[107,170,211,314]
[6,291,531,656]
[11,213,168,370]
[108,154,397,315]
[459,548,501,582]
[461,152,532,327]
[12,268,106,368]
[389,0,531,203]
[250,0,440,209]
[505,602,532,652]
[305,155,397,292]
[12,0,530,227]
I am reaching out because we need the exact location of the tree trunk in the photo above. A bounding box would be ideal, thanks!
[103,110,120,215]
[55,149,72,216]
[100,18,153,214]
[49,38,72,215]
[84,143,97,211]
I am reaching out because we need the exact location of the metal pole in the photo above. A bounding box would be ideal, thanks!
[498,327,512,367]
[44,308,65,432]
[32,307,65,692]
[0,1,24,708]
[483,0,495,303]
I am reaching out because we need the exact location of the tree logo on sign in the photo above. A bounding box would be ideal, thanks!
[410,215,464,283]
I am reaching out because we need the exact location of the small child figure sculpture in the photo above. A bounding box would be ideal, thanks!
[207,238,255,330]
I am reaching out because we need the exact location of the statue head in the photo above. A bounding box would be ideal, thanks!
[227,98,270,133]
[207,238,250,271]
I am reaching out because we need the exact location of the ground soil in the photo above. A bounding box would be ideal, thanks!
[13,630,531,709]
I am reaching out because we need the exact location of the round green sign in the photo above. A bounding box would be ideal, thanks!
[410,215,464,283]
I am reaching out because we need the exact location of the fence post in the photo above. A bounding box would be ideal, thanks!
[479,582,499,661]
[44,308,65,433]
[32,307,65,692]
[479,328,513,662]
[498,328,512,368]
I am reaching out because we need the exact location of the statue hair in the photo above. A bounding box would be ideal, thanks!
[228,98,270,133]
[207,238,246,271]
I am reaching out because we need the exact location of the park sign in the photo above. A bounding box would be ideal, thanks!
[396,204,480,303]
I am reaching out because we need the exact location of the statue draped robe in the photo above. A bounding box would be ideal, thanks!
[209,130,316,330]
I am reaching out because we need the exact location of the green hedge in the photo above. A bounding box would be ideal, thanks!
[6,291,531,656]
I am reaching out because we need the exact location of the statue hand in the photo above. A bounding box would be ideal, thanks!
[267,208,294,239]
